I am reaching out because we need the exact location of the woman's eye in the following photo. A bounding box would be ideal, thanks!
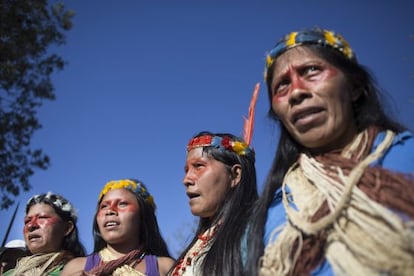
[303,66,320,76]
[119,201,128,206]
[194,163,205,169]
[273,79,290,95]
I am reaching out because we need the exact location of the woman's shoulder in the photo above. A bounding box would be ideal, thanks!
[2,268,14,276]
[264,191,286,245]
[60,256,87,276]
[374,130,414,173]
[49,265,65,275]
[156,256,175,276]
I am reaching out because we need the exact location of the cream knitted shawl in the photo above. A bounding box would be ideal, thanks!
[11,252,62,276]
[259,130,414,275]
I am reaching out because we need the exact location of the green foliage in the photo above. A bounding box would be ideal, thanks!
[0,0,74,209]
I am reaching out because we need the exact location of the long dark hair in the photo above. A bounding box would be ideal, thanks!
[174,131,258,275]
[92,179,171,257]
[246,44,408,274]
[26,192,86,257]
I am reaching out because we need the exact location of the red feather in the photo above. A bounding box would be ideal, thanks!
[243,82,260,146]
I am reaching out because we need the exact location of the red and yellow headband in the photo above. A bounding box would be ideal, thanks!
[187,134,253,156]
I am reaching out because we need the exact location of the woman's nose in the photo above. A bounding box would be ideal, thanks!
[288,76,311,105]
[106,208,117,216]
[26,220,39,232]
[183,172,195,187]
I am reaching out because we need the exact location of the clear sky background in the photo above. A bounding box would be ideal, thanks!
[1,0,413,258]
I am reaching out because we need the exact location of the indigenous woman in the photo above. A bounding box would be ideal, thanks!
[247,27,414,275]
[170,131,258,276]
[4,192,86,275]
[61,179,174,276]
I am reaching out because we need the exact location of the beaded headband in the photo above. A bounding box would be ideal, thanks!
[27,192,77,222]
[264,28,355,80]
[187,134,254,157]
[98,179,156,209]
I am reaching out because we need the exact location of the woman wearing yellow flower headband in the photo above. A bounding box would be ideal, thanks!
[169,131,258,276]
[62,179,175,276]
[246,27,414,275]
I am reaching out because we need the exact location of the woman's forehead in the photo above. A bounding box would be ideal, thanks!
[101,188,136,201]
[272,47,323,73]
[277,47,322,63]
[26,203,56,215]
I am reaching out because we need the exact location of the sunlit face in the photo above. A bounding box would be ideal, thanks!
[183,147,234,218]
[96,189,140,247]
[270,47,359,153]
[23,203,68,254]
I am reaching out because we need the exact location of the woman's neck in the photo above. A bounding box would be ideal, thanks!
[105,242,141,257]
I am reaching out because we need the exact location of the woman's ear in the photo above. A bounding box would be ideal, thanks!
[351,84,364,102]
[64,221,75,237]
[230,164,242,188]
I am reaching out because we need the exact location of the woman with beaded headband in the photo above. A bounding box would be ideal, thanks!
[61,179,174,276]
[169,84,259,276]
[170,83,260,276]
[169,130,259,276]
[246,27,414,275]
[3,192,86,276]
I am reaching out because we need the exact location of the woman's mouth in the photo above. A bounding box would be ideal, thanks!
[28,234,41,242]
[186,192,200,199]
[291,107,325,131]
[104,221,119,228]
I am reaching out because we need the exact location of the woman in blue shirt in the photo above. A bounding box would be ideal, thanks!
[246,27,414,275]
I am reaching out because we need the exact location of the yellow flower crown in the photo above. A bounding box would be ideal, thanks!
[98,179,155,209]
[264,28,356,80]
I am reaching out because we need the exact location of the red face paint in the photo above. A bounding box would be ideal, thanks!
[271,61,339,105]
[23,214,61,233]
[97,198,139,217]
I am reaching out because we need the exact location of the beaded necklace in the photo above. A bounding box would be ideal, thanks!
[171,224,219,276]
[91,248,146,276]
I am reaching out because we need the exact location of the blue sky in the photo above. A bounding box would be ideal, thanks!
[2,0,413,257]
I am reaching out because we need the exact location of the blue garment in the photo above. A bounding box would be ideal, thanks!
[264,131,414,275]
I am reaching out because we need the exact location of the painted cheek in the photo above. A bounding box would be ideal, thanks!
[97,209,106,218]
[324,66,339,78]
[186,167,201,182]
[272,93,285,104]
[272,86,290,110]
[119,204,138,213]
[193,169,202,179]
[38,217,61,228]
[23,216,61,233]
[306,66,339,89]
